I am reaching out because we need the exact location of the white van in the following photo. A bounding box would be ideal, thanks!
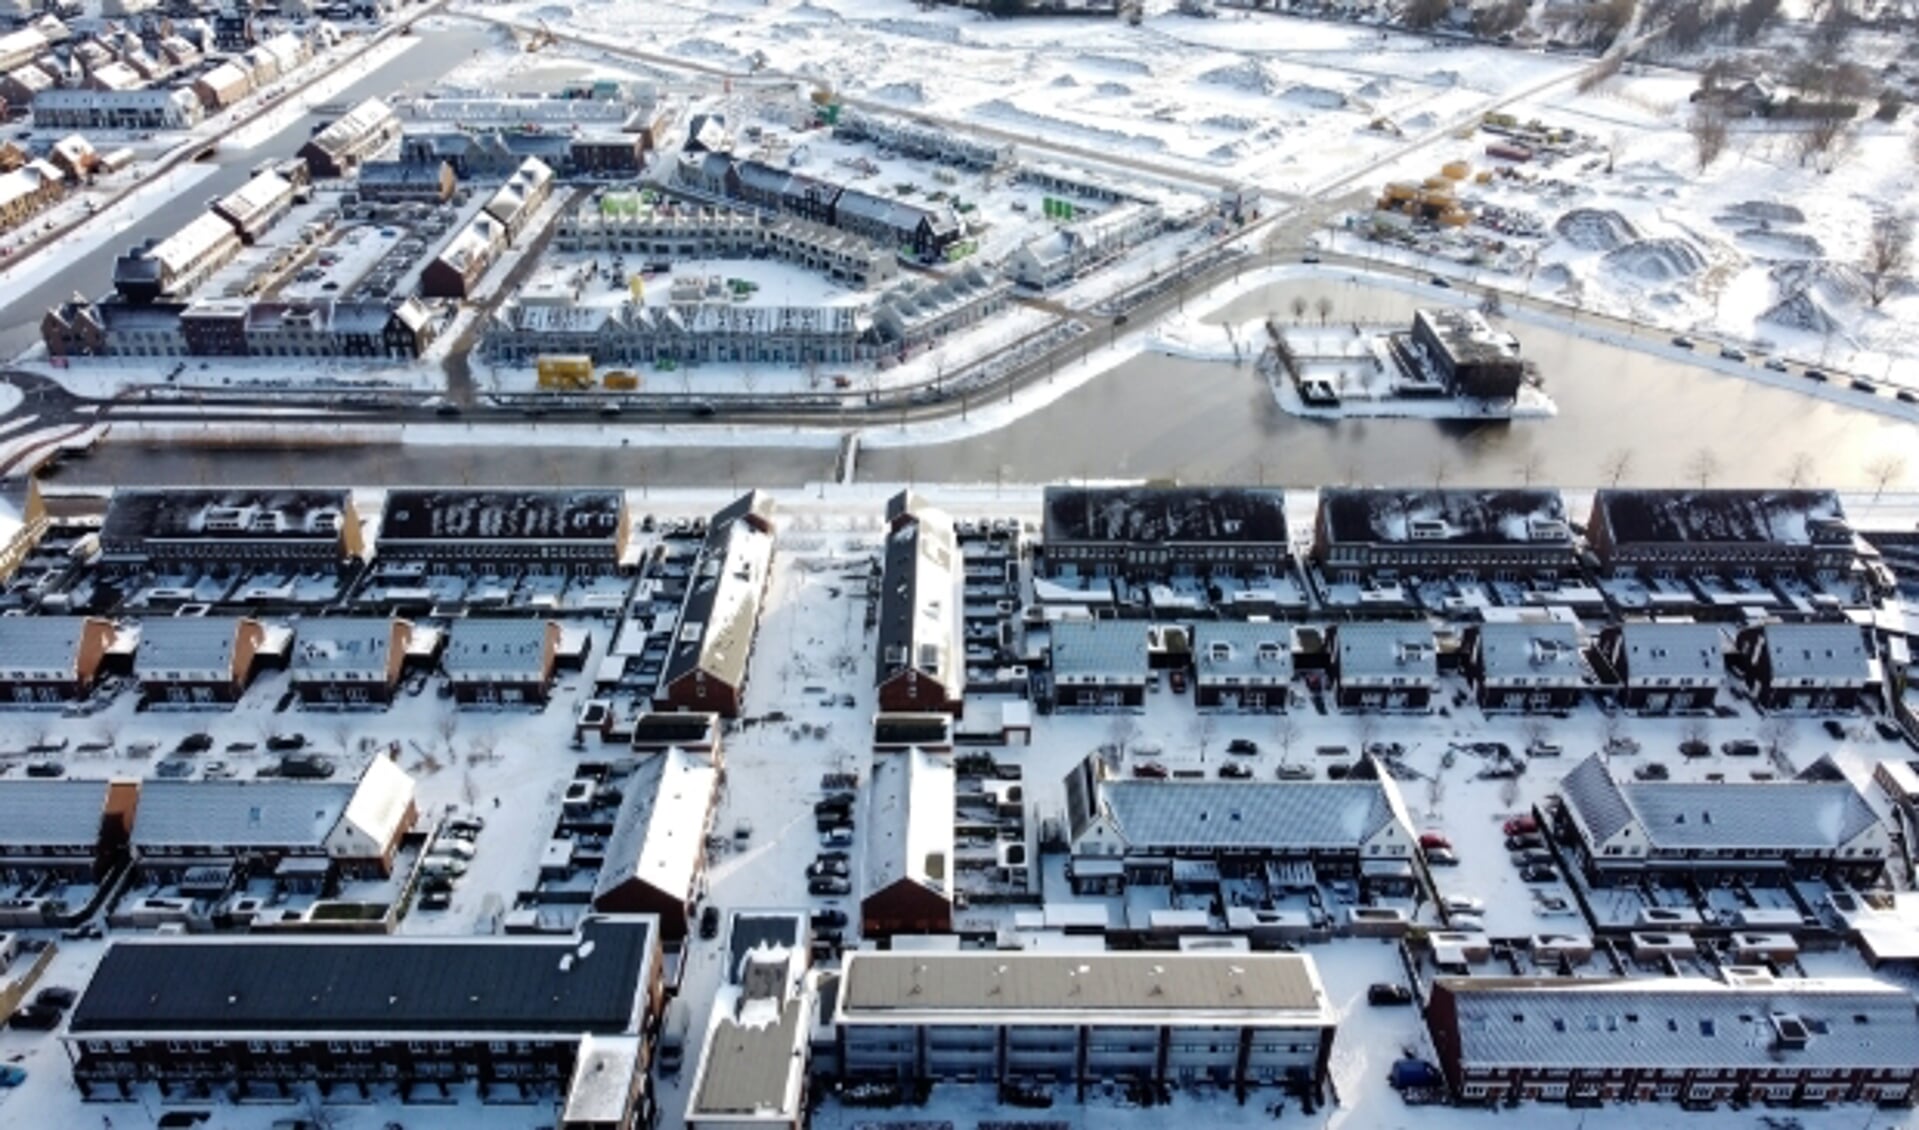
[420,855,467,879]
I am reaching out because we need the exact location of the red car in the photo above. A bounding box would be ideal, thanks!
[1503,815,1538,836]
[1132,761,1169,779]
[1418,831,1451,851]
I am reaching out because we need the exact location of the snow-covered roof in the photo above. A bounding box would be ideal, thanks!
[4,63,54,93]
[1434,971,1919,1070]
[1193,620,1292,682]
[0,778,110,851]
[838,951,1332,1026]
[147,213,238,279]
[876,493,961,697]
[195,60,251,93]
[661,496,775,695]
[333,755,414,855]
[1595,489,1851,548]
[0,160,59,211]
[688,974,811,1124]
[135,617,245,680]
[36,86,195,111]
[1755,623,1872,681]
[1049,619,1146,681]
[1616,621,1724,681]
[482,156,553,227]
[1319,488,1570,547]
[88,61,140,90]
[102,489,351,547]
[593,749,718,907]
[865,747,953,901]
[290,618,397,678]
[308,96,394,157]
[1335,622,1436,681]
[563,1034,643,1125]
[132,778,355,851]
[213,171,293,226]
[0,615,93,678]
[442,618,552,681]
[434,215,502,274]
[1476,620,1584,684]
[1559,752,1882,852]
[1095,773,1412,853]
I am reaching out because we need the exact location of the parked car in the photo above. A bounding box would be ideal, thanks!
[1275,763,1315,780]
[807,858,850,879]
[1525,740,1563,758]
[1634,762,1671,781]
[154,759,194,780]
[1448,913,1486,932]
[1520,863,1558,883]
[1678,740,1710,758]
[1720,739,1761,757]
[809,877,853,897]
[699,904,721,940]
[1719,346,1746,361]
[418,889,452,911]
[811,909,848,930]
[1505,834,1543,851]
[24,761,63,778]
[33,987,76,1010]
[1763,357,1789,372]
[1803,367,1829,382]
[1418,831,1451,850]
[266,733,307,752]
[819,827,855,849]
[1429,274,1451,288]
[177,732,213,754]
[1226,738,1259,756]
[1132,761,1169,779]
[1823,719,1848,740]
[1425,846,1459,866]
[1875,718,1905,741]
[278,754,336,779]
[0,1064,24,1087]
[447,815,486,835]
[1511,849,1554,867]
[201,760,235,780]
[1217,762,1253,779]
[1169,671,1187,693]
[1670,335,1695,349]
[1367,983,1414,1006]
[1502,815,1537,836]
[1442,895,1486,915]
[8,1004,61,1030]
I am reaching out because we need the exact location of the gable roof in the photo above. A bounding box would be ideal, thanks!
[1435,972,1919,1070]
[441,619,551,680]
[0,778,109,850]
[865,747,953,899]
[1050,619,1147,679]
[1560,752,1882,852]
[136,617,243,679]
[1095,771,1412,851]
[1192,620,1293,680]
[1617,621,1723,681]
[1336,622,1437,680]
[661,498,775,695]
[876,494,961,695]
[1758,623,1872,681]
[593,750,718,906]
[0,615,90,676]
[290,618,396,678]
[1476,620,1584,683]
[131,778,356,851]
[1558,753,1636,845]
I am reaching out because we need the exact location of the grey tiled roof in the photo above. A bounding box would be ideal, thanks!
[131,779,355,851]
[1098,776,1407,851]
[1758,623,1871,681]
[290,618,394,678]
[0,615,89,676]
[0,779,109,850]
[136,617,241,678]
[442,619,549,679]
[1335,622,1436,680]
[1560,752,1883,851]
[1477,621,1583,683]
[1193,621,1293,681]
[1618,621,1724,681]
[1050,619,1147,680]
[1438,974,1919,1070]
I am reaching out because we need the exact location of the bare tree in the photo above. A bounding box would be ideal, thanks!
[1106,714,1139,770]
[1685,447,1721,488]
[1689,107,1730,173]
[1865,453,1908,499]
[1518,449,1545,487]
[1734,0,1783,42]
[1403,0,1450,28]
[329,717,355,756]
[1861,212,1912,308]
[1681,716,1711,751]
[1792,115,1853,169]
[1315,295,1334,326]
[435,704,460,757]
[1290,295,1308,323]
[1600,710,1626,756]
[1606,129,1627,174]
[1354,711,1379,753]
[1760,716,1797,761]
[1499,775,1520,808]
[1601,446,1634,487]
[1190,713,1217,765]
[1782,451,1817,488]
[1521,716,1551,752]
[1274,713,1301,764]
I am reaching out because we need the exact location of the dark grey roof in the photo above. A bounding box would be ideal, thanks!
[1437,973,1919,1070]
[136,617,243,677]
[380,489,623,544]
[69,916,655,1036]
[661,496,775,694]
[1319,488,1570,547]
[1596,489,1851,547]
[358,159,445,186]
[442,619,550,679]
[101,489,352,546]
[734,159,788,195]
[1044,486,1289,547]
[726,911,804,984]
[834,186,936,234]
[290,618,396,678]
[1559,753,1635,845]
[0,778,109,850]
[876,493,959,694]
[1050,619,1147,679]
[630,712,718,747]
[1414,307,1520,367]
[0,615,92,676]
[1193,621,1293,681]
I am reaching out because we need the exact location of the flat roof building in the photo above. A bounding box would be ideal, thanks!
[1041,485,1291,583]
[99,488,361,571]
[377,488,628,572]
